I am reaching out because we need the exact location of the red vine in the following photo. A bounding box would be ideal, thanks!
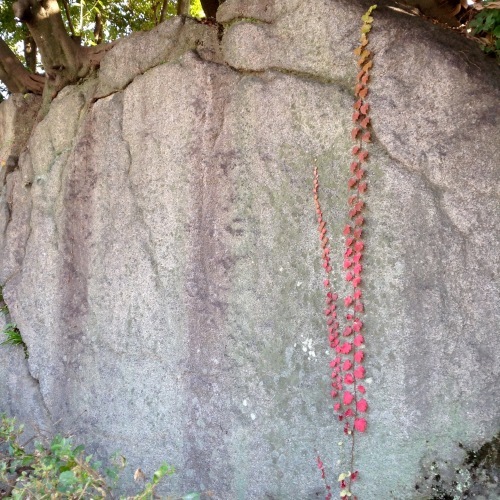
[314,5,377,499]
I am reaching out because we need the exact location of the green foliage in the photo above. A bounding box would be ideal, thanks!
[469,1,500,59]
[1,324,28,359]
[0,415,196,499]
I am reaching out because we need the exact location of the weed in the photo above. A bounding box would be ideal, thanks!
[0,415,199,499]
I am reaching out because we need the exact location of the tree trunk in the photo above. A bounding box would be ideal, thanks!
[177,0,190,16]
[200,0,220,19]
[23,31,37,73]
[12,0,113,100]
[0,37,44,94]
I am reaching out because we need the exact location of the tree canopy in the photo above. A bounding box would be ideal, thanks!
[0,0,215,102]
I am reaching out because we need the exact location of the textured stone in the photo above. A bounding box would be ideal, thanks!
[0,0,499,498]
[95,17,223,99]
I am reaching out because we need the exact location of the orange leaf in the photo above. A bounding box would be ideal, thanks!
[356,70,365,82]
[360,117,370,128]
[353,46,362,56]
[362,60,373,72]
[360,103,369,115]
[361,131,371,143]
[359,87,369,98]
[352,111,360,122]
[353,99,363,110]
[351,127,360,140]
[361,73,370,85]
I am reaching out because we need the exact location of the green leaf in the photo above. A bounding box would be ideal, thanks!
[58,470,78,491]
[152,462,175,484]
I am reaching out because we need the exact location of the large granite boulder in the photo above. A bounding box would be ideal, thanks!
[0,0,499,497]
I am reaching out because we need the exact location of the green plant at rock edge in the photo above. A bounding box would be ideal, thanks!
[469,1,500,59]
[1,324,28,359]
[0,415,199,499]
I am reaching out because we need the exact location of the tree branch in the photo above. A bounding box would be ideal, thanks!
[0,36,44,94]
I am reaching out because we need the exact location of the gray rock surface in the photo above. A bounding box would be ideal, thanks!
[0,1,499,498]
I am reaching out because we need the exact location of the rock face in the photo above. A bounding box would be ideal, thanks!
[1,1,499,498]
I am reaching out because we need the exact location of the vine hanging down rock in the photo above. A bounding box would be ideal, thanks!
[314,5,377,500]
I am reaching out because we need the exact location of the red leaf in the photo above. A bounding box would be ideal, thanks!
[342,360,352,371]
[340,342,352,354]
[334,402,341,411]
[354,301,364,313]
[356,168,365,180]
[354,366,365,379]
[353,252,362,263]
[355,216,364,226]
[344,408,354,417]
[345,313,353,321]
[354,289,362,299]
[346,237,354,247]
[354,241,364,252]
[324,308,332,316]
[348,177,358,188]
[358,182,368,193]
[343,259,352,269]
[343,391,354,405]
[343,326,353,337]
[351,127,361,140]
[353,319,363,332]
[352,146,360,155]
[353,228,362,239]
[354,351,364,363]
[331,390,338,398]
[352,276,361,287]
[344,373,354,384]
[344,295,353,306]
[349,208,358,218]
[360,116,370,128]
[354,418,367,432]
[360,103,369,115]
[350,161,359,173]
[356,70,365,82]
[357,385,366,394]
[361,131,371,143]
[353,335,364,346]
[358,150,368,162]
[348,195,357,205]
[352,111,361,122]
[353,99,362,110]
[353,263,362,275]
[345,272,353,282]
[356,399,368,412]
[344,247,353,257]
[361,73,370,85]
[359,87,368,98]
[323,279,329,287]
[343,224,351,235]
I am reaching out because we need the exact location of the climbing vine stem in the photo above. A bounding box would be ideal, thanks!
[314,5,377,500]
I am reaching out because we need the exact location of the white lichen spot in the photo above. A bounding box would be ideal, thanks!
[301,338,316,360]
[242,399,248,407]
[365,377,373,384]
[279,267,283,272]
[296,281,302,287]
[250,413,256,420]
